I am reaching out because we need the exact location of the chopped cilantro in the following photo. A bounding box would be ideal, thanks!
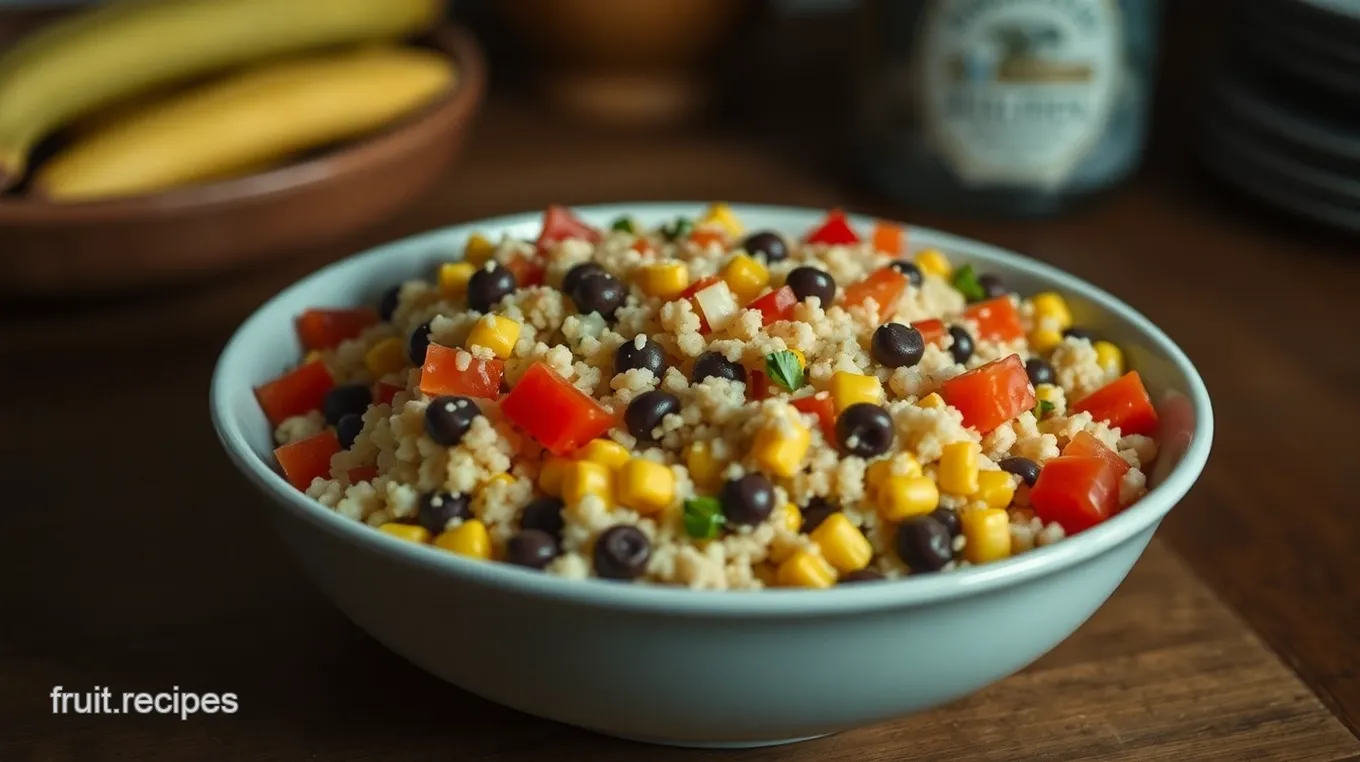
[765,350,805,393]
[662,217,694,241]
[951,264,986,302]
[683,496,725,540]
[610,216,635,233]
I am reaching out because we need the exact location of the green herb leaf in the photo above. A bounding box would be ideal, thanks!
[1034,399,1056,418]
[610,216,635,234]
[662,217,694,241]
[951,263,986,303]
[765,350,805,393]
[683,496,725,540]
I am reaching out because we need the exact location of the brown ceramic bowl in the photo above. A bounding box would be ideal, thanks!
[0,23,486,299]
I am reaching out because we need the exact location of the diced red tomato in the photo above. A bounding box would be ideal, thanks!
[962,297,1024,342]
[254,360,334,427]
[372,381,402,406]
[689,228,727,250]
[747,285,797,326]
[680,274,723,300]
[938,354,1036,433]
[748,369,778,401]
[274,429,340,491]
[791,392,837,441]
[1071,371,1159,436]
[805,208,860,246]
[500,362,615,456]
[870,220,905,255]
[842,267,909,320]
[418,344,504,399]
[1062,430,1131,477]
[504,255,545,287]
[911,318,947,347]
[347,466,379,483]
[295,308,379,351]
[535,204,600,250]
[630,238,655,256]
[1029,455,1122,534]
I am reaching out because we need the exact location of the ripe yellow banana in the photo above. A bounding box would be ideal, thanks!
[33,46,457,201]
[0,0,444,189]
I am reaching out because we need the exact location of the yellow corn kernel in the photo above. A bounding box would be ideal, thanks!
[1029,328,1064,354]
[1034,383,1063,415]
[636,261,690,300]
[464,233,495,266]
[776,549,838,588]
[752,417,811,478]
[915,248,952,278]
[939,441,981,495]
[698,202,744,238]
[976,470,1017,510]
[866,455,923,497]
[685,442,724,489]
[877,475,940,521]
[829,371,884,414]
[438,262,476,297]
[1093,340,1124,376]
[1031,292,1073,331]
[466,315,522,360]
[562,461,614,508]
[580,439,631,470]
[538,456,570,498]
[720,253,770,304]
[753,562,779,587]
[378,522,430,544]
[434,519,491,559]
[476,473,515,498]
[962,507,1011,564]
[304,349,325,365]
[364,337,406,378]
[789,348,807,370]
[809,512,873,573]
[616,458,676,515]
[780,502,803,533]
[916,392,945,409]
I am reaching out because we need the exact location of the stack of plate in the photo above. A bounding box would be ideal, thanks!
[1200,0,1360,233]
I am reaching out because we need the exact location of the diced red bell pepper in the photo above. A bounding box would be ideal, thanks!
[254,359,335,427]
[505,255,545,288]
[418,344,504,399]
[870,220,905,255]
[747,285,797,326]
[748,369,777,401]
[805,208,860,246]
[630,238,655,256]
[347,466,380,483]
[1029,455,1122,534]
[689,228,727,250]
[373,381,402,406]
[535,204,600,250]
[1071,371,1159,437]
[295,308,379,351]
[680,274,723,300]
[500,362,615,456]
[938,354,1036,433]
[791,392,837,442]
[274,429,340,491]
[1062,430,1130,477]
[962,297,1025,342]
[911,318,947,347]
[843,267,908,320]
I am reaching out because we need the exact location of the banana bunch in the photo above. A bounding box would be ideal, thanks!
[0,0,456,201]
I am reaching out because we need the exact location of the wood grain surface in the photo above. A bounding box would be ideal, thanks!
[3,1,1359,760]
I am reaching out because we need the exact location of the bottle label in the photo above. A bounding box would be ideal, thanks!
[920,0,1124,189]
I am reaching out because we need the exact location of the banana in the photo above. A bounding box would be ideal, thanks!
[0,0,444,189]
[33,46,456,201]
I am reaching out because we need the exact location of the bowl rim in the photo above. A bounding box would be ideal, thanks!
[210,202,1214,618]
[0,23,486,223]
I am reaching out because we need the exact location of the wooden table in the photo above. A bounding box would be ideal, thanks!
[3,3,1359,760]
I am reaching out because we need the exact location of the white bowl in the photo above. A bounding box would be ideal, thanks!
[210,203,1213,749]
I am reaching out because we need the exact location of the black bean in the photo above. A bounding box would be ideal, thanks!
[408,321,433,365]
[928,506,961,538]
[624,390,680,442]
[378,285,402,322]
[721,473,775,526]
[998,456,1041,487]
[840,569,885,584]
[800,496,837,534]
[978,273,1006,299]
[507,529,560,569]
[836,403,895,458]
[785,266,836,305]
[1025,358,1056,387]
[425,395,482,446]
[562,262,606,296]
[871,322,925,369]
[742,231,789,262]
[692,351,746,384]
[1063,327,1096,342]
[896,516,953,572]
[593,525,651,580]
[418,491,472,535]
[615,336,667,377]
[520,497,566,538]
[889,260,924,287]
[322,383,372,425]
[336,414,364,450]
[571,271,626,320]
[467,264,517,313]
[948,325,974,364]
